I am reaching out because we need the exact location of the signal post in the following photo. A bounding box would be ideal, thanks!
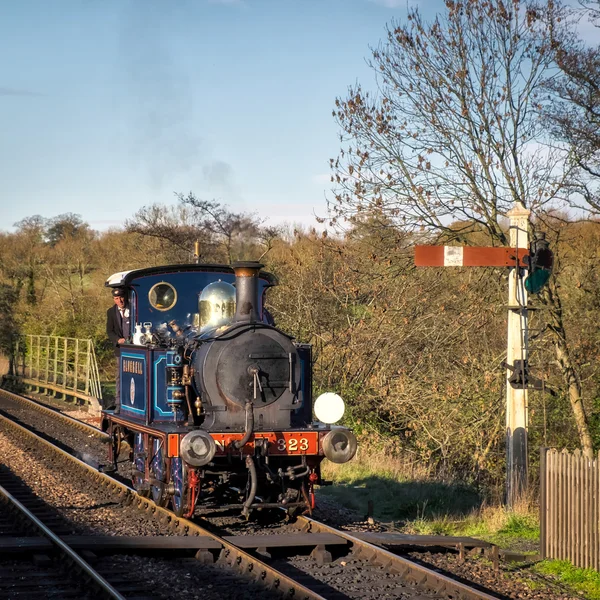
[505,203,530,506]
[415,201,538,507]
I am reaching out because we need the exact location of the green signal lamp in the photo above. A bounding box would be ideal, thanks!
[524,233,553,294]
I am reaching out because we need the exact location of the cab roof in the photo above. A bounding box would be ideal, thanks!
[105,264,278,288]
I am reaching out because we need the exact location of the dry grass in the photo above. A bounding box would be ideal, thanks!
[321,445,432,483]
[319,447,540,551]
[318,447,481,522]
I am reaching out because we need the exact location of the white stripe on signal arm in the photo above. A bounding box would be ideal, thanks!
[443,246,464,266]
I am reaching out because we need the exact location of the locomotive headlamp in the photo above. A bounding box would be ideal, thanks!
[322,429,358,464]
[180,430,216,467]
[314,392,345,424]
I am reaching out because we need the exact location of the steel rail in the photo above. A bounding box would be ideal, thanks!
[0,414,326,600]
[0,481,126,600]
[297,515,500,600]
[0,390,500,599]
[0,387,107,438]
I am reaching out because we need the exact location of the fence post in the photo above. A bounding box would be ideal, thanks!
[27,335,32,378]
[85,339,91,396]
[540,447,547,559]
[53,337,59,384]
[44,336,50,383]
[63,337,68,392]
[74,338,79,392]
[592,452,600,570]
[35,335,40,381]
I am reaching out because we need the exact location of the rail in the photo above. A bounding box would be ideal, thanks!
[0,406,501,600]
[0,478,125,599]
[0,413,326,600]
[0,388,107,439]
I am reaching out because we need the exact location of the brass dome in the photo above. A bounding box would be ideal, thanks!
[198,280,236,330]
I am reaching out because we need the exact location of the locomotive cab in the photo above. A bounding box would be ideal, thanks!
[103,262,357,518]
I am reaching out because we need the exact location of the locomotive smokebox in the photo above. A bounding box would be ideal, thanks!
[232,261,263,323]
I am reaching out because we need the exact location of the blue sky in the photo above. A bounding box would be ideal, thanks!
[0,0,431,232]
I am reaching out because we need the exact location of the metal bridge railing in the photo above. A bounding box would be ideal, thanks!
[14,335,103,415]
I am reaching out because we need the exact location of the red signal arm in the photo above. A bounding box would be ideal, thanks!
[415,246,529,268]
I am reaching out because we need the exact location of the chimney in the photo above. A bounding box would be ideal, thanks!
[232,261,263,323]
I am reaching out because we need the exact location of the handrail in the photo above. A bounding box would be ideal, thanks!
[13,335,103,415]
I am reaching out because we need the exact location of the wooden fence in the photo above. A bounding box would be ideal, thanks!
[540,447,600,570]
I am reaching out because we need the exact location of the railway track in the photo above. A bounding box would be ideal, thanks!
[0,466,138,600]
[0,411,320,599]
[0,387,108,438]
[0,388,503,600]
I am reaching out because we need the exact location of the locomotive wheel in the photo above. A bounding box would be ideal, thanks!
[170,457,188,517]
[132,433,150,497]
[151,482,169,507]
[150,438,169,507]
[111,425,122,459]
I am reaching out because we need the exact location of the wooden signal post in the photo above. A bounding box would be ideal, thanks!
[415,202,531,507]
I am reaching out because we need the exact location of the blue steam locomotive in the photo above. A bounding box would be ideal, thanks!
[103,261,357,517]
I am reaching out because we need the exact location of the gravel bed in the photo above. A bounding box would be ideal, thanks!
[1,392,582,599]
[312,495,581,600]
[201,498,582,599]
[409,551,581,600]
[0,426,279,600]
[0,560,97,599]
[0,427,170,537]
[9,389,98,423]
[273,554,440,599]
[194,510,443,599]
[305,493,582,599]
[0,392,133,480]
[312,493,383,531]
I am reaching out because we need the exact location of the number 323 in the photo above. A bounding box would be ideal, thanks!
[277,438,309,452]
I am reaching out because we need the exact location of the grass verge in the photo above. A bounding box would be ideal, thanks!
[318,450,539,552]
[533,560,600,599]
[318,449,600,598]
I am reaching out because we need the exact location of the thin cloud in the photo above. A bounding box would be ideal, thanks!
[312,173,332,185]
[0,86,42,97]
[368,0,414,7]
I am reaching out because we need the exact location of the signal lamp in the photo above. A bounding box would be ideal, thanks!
[525,233,553,294]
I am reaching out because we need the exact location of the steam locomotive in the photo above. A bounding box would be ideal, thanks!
[103,262,357,518]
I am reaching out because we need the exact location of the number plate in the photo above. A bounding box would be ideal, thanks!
[211,432,319,456]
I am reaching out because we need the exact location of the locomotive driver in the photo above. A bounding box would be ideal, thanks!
[106,287,130,413]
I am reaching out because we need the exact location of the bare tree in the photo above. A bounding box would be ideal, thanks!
[330,0,594,450]
[330,1,574,241]
[127,194,276,263]
[177,193,263,263]
[543,8,600,214]
[126,202,215,260]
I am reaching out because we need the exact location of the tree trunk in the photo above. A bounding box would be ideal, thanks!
[544,285,593,452]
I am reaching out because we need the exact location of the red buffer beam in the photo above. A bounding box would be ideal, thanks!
[415,246,529,268]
